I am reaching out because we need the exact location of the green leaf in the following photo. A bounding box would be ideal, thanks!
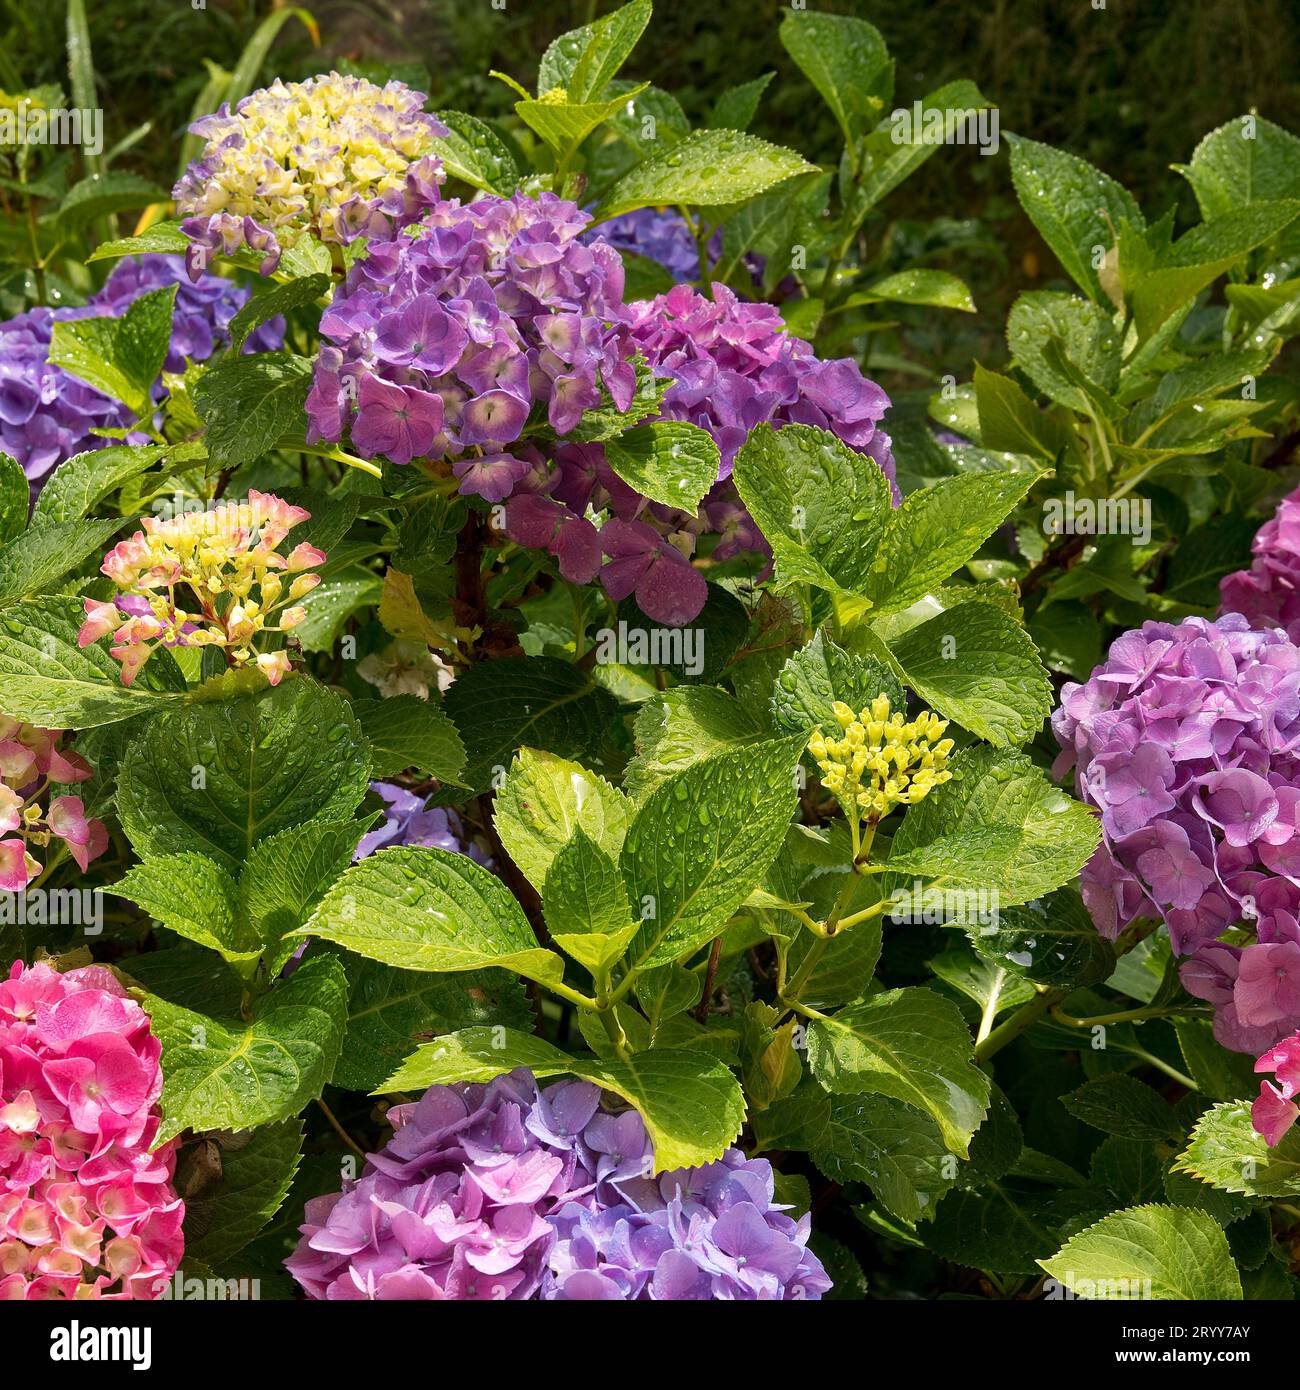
[354,695,466,783]
[380,1026,745,1173]
[974,364,1067,460]
[625,687,766,800]
[814,1095,957,1224]
[334,957,533,1092]
[543,828,640,975]
[191,352,314,470]
[49,285,178,418]
[86,221,190,263]
[240,818,372,972]
[58,172,166,235]
[1175,1020,1259,1103]
[33,440,206,525]
[0,516,123,607]
[116,678,370,872]
[430,110,520,195]
[1132,201,1300,340]
[443,655,619,793]
[594,129,815,222]
[516,84,647,158]
[849,81,991,220]
[303,846,565,989]
[847,269,975,313]
[778,10,891,150]
[566,0,652,101]
[227,274,330,354]
[603,421,720,512]
[1006,291,1121,410]
[966,887,1115,990]
[854,470,1038,614]
[1176,1101,1300,1197]
[622,736,805,970]
[183,1120,303,1266]
[0,595,182,728]
[111,853,261,965]
[806,987,990,1157]
[732,422,892,600]
[565,352,668,442]
[750,1083,831,1153]
[1007,133,1144,303]
[494,747,632,893]
[144,955,348,1143]
[1177,114,1300,221]
[707,73,775,132]
[1062,1074,1181,1142]
[0,453,26,545]
[1039,1204,1242,1300]
[887,599,1051,745]
[885,747,1100,908]
[770,630,903,735]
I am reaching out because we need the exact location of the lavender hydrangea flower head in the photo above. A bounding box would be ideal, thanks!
[0,254,281,485]
[1220,482,1300,642]
[587,208,702,284]
[304,190,635,471]
[1053,613,1300,1052]
[174,73,447,279]
[354,783,489,865]
[285,1069,829,1300]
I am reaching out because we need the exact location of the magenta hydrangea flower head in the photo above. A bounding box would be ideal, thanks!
[173,73,447,279]
[0,721,106,893]
[1053,613,1300,1052]
[285,1068,829,1300]
[1220,482,1300,642]
[77,490,325,688]
[0,960,184,1299]
[305,190,635,469]
[1252,1031,1300,1145]
[0,254,282,486]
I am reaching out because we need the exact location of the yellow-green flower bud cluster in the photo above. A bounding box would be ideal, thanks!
[808,695,954,819]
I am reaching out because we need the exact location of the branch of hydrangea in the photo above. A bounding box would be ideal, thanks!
[694,936,725,1023]
[1050,1002,1207,1029]
[315,1097,367,1161]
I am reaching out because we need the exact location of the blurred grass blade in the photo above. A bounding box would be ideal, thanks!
[65,0,102,176]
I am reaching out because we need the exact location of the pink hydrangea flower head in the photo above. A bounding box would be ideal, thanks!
[0,960,183,1299]
[1055,614,1300,1051]
[286,1068,829,1300]
[1220,482,1300,642]
[78,491,325,688]
[0,724,107,888]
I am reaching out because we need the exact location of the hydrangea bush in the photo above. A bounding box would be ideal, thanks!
[5,0,1300,1312]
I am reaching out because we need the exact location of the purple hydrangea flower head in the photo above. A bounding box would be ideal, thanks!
[354,782,488,865]
[285,1069,829,1300]
[304,190,635,474]
[1220,482,1300,642]
[174,73,448,279]
[1053,613,1300,1051]
[587,208,702,284]
[0,254,281,486]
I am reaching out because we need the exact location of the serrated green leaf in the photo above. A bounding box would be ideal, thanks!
[116,678,370,872]
[594,129,815,222]
[1007,133,1144,303]
[543,827,640,975]
[887,599,1051,746]
[1063,1073,1181,1141]
[1177,114,1300,221]
[966,887,1115,990]
[112,852,260,964]
[885,747,1101,908]
[183,1120,304,1265]
[49,284,177,419]
[33,440,206,525]
[814,1094,956,1223]
[144,954,347,1142]
[379,1026,745,1173]
[848,269,975,313]
[771,630,903,735]
[191,352,313,470]
[86,221,190,263]
[807,987,989,1157]
[58,172,166,234]
[227,274,330,354]
[1040,1204,1242,1300]
[334,957,533,1092]
[732,422,893,600]
[778,10,891,150]
[430,110,520,195]
[625,686,766,799]
[603,421,720,512]
[1007,291,1121,410]
[0,595,182,728]
[303,846,564,989]
[516,84,647,157]
[0,515,123,607]
[1176,1101,1300,1197]
[0,453,26,545]
[621,736,805,970]
[354,694,466,784]
[707,73,775,132]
